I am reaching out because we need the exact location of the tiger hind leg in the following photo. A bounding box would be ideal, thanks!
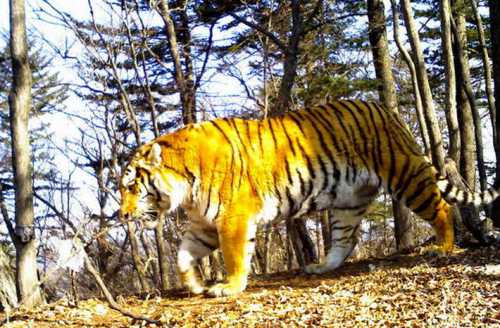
[178,225,219,294]
[305,214,362,274]
[402,184,454,256]
[420,199,454,256]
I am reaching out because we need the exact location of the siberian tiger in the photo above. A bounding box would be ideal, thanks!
[119,100,499,297]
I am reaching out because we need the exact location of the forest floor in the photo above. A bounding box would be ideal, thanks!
[1,246,499,327]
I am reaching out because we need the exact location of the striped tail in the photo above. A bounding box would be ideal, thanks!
[437,178,500,208]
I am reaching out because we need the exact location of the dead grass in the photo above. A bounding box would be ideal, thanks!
[1,247,499,327]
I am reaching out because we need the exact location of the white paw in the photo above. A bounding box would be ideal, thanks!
[187,284,205,295]
[207,283,244,297]
[305,263,326,274]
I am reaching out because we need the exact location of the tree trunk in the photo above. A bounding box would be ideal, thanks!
[452,6,486,191]
[440,0,460,163]
[390,0,430,156]
[154,218,171,292]
[367,0,413,251]
[488,0,500,228]
[274,0,302,115]
[451,4,492,244]
[8,0,44,308]
[401,0,446,171]
[156,0,195,124]
[126,221,149,292]
[472,0,496,149]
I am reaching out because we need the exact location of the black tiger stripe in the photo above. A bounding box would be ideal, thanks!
[208,120,237,195]
[268,118,278,150]
[257,120,264,155]
[405,177,434,208]
[228,119,250,158]
[365,102,383,176]
[316,154,329,191]
[441,182,454,198]
[329,105,351,142]
[284,157,294,185]
[185,232,217,251]
[305,109,342,181]
[307,108,342,154]
[223,119,245,190]
[243,119,253,151]
[395,162,433,200]
[331,224,355,231]
[296,168,307,196]
[372,102,397,193]
[277,117,297,157]
[345,100,374,156]
[393,154,411,197]
[296,140,316,180]
[288,111,306,135]
[203,156,218,217]
[298,110,333,159]
[413,192,439,216]
[337,101,369,154]
[286,186,297,216]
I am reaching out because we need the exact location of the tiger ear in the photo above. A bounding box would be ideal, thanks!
[148,143,163,166]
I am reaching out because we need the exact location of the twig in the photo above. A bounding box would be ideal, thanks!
[83,254,160,325]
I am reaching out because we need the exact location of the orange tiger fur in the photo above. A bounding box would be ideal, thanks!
[120,100,499,297]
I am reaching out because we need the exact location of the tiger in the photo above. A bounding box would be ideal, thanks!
[119,100,499,297]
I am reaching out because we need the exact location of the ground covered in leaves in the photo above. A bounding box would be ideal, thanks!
[1,247,499,327]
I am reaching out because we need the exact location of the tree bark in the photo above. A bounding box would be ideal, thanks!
[274,0,302,114]
[126,221,149,292]
[156,0,196,124]
[440,0,460,163]
[471,0,496,149]
[368,0,413,251]
[390,0,430,156]
[401,0,446,171]
[8,0,44,308]
[488,0,500,228]
[452,5,485,191]
[154,218,171,292]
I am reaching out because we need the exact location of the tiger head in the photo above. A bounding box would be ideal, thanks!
[119,142,190,221]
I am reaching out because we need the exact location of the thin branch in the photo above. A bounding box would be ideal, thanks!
[228,12,287,52]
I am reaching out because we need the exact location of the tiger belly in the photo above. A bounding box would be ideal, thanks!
[257,168,381,224]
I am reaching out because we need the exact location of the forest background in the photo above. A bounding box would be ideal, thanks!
[0,0,499,315]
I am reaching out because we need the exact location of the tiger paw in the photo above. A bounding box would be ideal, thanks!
[304,263,330,275]
[419,244,454,257]
[206,282,245,297]
[180,270,206,295]
[187,283,206,295]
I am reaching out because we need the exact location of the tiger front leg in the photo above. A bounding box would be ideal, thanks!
[207,215,257,297]
[178,226,219,295]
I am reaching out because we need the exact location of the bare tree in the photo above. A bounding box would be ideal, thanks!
[367,0,413,251]
[155,0,196,125]
[488,0,500,228]
[440,0,460,163]
[390,0,430,155]
[400,0,446,171]
[471,0,496,148]
[8,0,44,308]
